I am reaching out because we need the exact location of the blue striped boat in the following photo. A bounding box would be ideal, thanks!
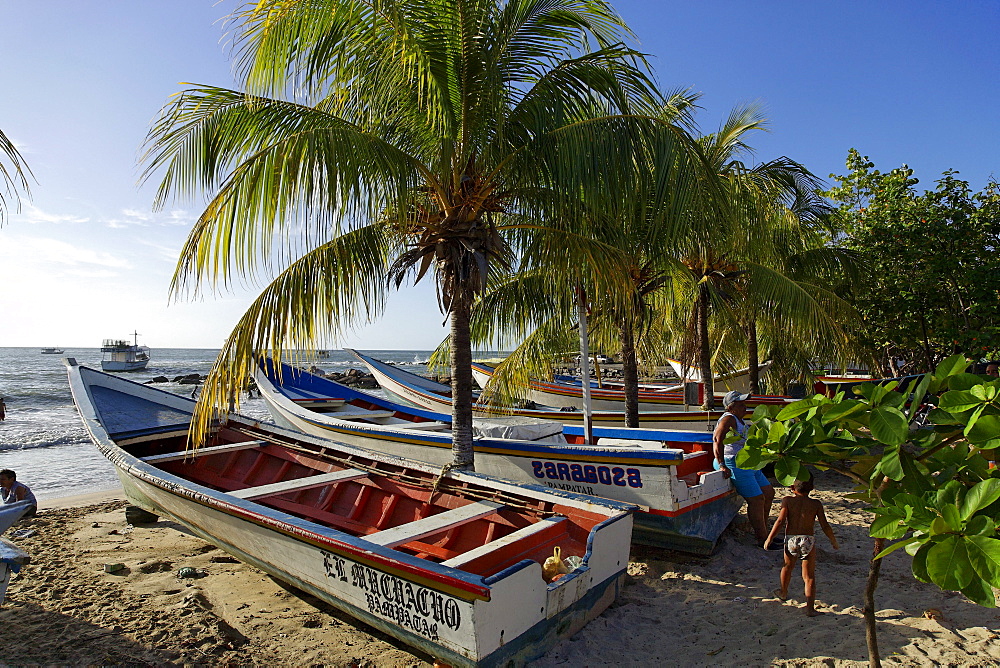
[254,359,741,555]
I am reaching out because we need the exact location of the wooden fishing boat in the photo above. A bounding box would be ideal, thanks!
[348,349,720,431]
[665,358,772,394]
[254,360,741,555]
[470,361,793,411]
[65,359,635,667]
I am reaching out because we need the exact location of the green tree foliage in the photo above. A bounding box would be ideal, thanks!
[825,150,1000,375]
[141,0,669,467]
[737,354,1000,664]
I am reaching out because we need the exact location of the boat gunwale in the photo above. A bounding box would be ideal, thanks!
[256,362,705,464]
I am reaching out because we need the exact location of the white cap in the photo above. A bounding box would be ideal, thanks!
[722,390,750,408]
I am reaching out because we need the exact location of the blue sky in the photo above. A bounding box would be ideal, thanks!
[0,0,997,349]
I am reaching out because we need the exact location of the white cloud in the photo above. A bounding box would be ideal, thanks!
[19,204,89,225]
[104,208,193,229]
[0,235,132,270]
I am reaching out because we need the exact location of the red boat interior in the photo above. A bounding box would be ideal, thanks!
[126,423,604,579]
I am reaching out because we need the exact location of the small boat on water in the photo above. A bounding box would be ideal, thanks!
[254,359,740,555]
[40,347,64,354]
[65,359,635,667]
[349,349,721,431]
[470,361,793,412]
[101,331,150,372]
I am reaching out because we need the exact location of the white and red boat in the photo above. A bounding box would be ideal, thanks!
[66,359,634,667]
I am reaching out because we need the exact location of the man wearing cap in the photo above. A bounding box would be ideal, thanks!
[713,390,775,546]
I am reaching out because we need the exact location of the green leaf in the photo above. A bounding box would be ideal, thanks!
[941,504,963,532]
[906,374,932,422]
[870,407,909,446]
[960,576,997,607]
[966,515,993,536]
[821,399,866,424]
[948,373,986,391]
[926,535,975,590]
[936,354,971,379]
[960,479,1000,519]
[966,536,1000,587]
[938,390,984,414]
[930,516,950,536]
[912,543,932,582]
[966,415,1000,444]
[971,384,992,401]
[879,446,905,481]
[937,480,965,508]
[776,400,816,421]
[875,536,922,559]
[870,515,906,539]
[767,421,787,442]
[927,407,962,425]
[735,447,763,470]
[773,457,801,486]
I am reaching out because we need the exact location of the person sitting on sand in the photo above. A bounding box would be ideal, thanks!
[765,474,838,616]
[0,469,37,518]
[713,390,775,546]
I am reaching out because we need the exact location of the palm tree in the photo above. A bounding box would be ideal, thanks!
[453,106,711,428]
[670,106,857,406]
[141,0,665,469]
[0,129,32,222]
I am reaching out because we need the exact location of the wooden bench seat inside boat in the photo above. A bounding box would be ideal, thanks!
[400,421,450,431]
[367,500,505,548]
[291,397,347,408]
[140,440,266,463]
[229,468,368,500]
[329,409,396,420]
[441,516,567,569]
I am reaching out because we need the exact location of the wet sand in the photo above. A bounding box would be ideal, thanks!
[3,472,999,666]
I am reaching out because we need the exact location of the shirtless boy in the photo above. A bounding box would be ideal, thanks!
[765,474,838,616]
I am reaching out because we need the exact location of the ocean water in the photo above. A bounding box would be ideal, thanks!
[0,348,437,501]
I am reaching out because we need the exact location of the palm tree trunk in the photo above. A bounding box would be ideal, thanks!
[450,295,475,471]
[620,319,639,428]
[698,289,715,409]
[747,319,760,395]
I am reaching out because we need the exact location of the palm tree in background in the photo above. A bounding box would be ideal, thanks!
[141,0,667,468]
[0,129,32,222]
[460,108,713,428]
[671,106,857,406]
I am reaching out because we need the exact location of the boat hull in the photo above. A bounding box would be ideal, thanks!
[67,359,636,666]
[117,469,627,666]
[101,360,150,372]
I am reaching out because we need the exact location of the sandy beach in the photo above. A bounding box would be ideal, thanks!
[3,472,999,667]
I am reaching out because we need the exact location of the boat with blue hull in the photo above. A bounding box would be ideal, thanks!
[65,359,635,667]
[348,349,721,431]
[254,360,741,555]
